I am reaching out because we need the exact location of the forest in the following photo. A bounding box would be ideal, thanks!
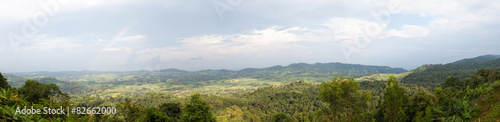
[1,55,500,121]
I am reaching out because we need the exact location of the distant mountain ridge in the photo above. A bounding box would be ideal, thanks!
[401,54,500,86]
[158,62,408,79]
[452,54,500,64]
[7,62,407,84]
[158,62,408,74]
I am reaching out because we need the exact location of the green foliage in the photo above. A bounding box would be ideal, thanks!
[318,76,370,121]
[465,68,500,89]
[407,90,436,121]
[271,112,296,122]
[17,80,68,104]
[395,109,407,122]
[118,98,145,121]
[138,107,172,122]
[443,77,462,90]
[402,55,500,88]
[431,69,500,121]
[0,88,25,106]
[475,80,500,121]
[180,93,216,122]
[379,75,409,122]
[160,102,182,119]
[0,72,11,89]
[233,81,326,121]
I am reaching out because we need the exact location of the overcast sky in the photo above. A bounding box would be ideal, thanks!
[0,0,499,72]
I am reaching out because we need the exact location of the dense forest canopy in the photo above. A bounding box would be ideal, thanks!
[402,55,500,88]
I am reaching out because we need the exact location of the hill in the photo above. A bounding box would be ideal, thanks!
[4,62,406,97]
[7,62,406,85]
[401,54,500,87]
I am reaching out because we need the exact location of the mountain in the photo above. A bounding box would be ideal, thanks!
[234,62,407,81]
[453,54,500,64]
[159,68,188,73]
[7,62,407,84]
[401,54,500,87]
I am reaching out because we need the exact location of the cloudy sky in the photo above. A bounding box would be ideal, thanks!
[0,0,499,72]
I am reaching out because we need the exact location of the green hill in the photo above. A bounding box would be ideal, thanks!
[8,62,407,85]
[401,55,500,87]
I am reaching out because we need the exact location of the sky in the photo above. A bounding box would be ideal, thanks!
[0,0,499,72]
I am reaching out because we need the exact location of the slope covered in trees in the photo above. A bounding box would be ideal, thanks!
[401,55,500,87]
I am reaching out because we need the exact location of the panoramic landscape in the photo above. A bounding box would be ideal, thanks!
[1,0,500,122]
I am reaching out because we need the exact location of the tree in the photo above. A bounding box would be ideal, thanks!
[379,75,409,122]
[272,112,296,122]
[318,76,370,121]
[139,107,172,122]
[160,102,182,119]
[117,98,144,121]
[395,109,408,122]
[443,77,462,91]
[17,80,68,103]
[180,93,216,122]
[407,90,436,121]
[0,72,11,89]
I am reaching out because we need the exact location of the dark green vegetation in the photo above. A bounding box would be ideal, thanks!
[1,55,500,121]
[402,55,500,88]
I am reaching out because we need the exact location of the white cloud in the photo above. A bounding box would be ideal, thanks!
[117,35,146,42]
[179,35,224,46]
[135,26,313,63]
[400,0,500,32]
[0,0,149,21]
[322,18,386,41]
[386,25,429,38]
[233,26,305,45]
[134,47,192,62]
[21,34,85,51]
[134,17,433,64]
[102,47,132,53]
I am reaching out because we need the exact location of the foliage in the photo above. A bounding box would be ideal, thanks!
[271,112,296,122]
[406,90,436,121]
[402,55,500,88]
[180,93,216,122]
[378,75,409,122]
[17,80,68,104]
[117,98,144,121]
[160,102,182,119]
[318,76,370,121]
[138,107,172,122]
[0,72,11,89]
